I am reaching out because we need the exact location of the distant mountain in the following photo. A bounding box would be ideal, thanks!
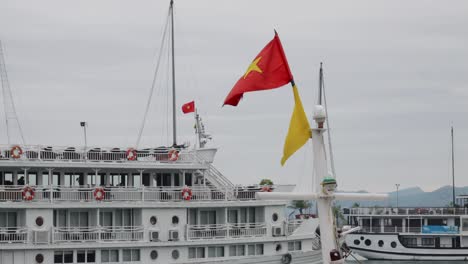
[336,186,468,208]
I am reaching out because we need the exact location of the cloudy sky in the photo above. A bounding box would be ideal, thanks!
[0,0,467,192]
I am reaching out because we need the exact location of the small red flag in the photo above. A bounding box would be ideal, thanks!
[182,101,195,114]
[223,33,293,106]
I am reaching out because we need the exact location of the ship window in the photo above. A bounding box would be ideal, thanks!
[101,250,119,263]
[150,216,157,225]
[422,237,435,246]
[150,250,158,260]
[172,216,179,225]
[272,213,279,222]
[171,250,180,259]
[365,239,371,246]
[229,245,245,256]
[248,245,255,256]
[247,244,264,255]
[378,240,384,247]
[77,251,95,263]
[354,240,360,245]
[462,219,468,231]
[360,236,364,240]
[391,241,397,248]
[35,216,44,227]
[288,241,302,251]
[189,247,205,259]
[208,246,224,258]
[256,244,264,255]
[0,212,17,227]
[276,244,282,252]
[35,254,44,263]
[123,249,140,262]
[54,251,73,264]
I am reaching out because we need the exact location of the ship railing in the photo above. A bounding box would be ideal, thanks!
[0,185,268,202]
[350,225,425,234]
[0,144,199,164]
[186,222,267,240]
[0,226,28,243]
[286,219,304,235]
[52,226,144,242]
[347,207,468,216]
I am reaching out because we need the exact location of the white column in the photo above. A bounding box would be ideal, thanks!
[59,172,65,186]
[37,171,43,186]
[150,173,156,187]
[105,172,110,186]
[127,173,133,187]
[13,171,18,185]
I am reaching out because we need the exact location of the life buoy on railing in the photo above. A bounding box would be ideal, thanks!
[260,186,272,192]
[22,185,35,201]
[168,149,179,161]
[281,253,292,264]
[126,148,137,161]
[11,145,23,159]
[181,186,192,201]
[94,187,105,201]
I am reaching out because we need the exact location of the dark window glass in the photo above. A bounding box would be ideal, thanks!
[77,251,86,263]
[172,216,179,225]
[35,254,44,264]
[272,213,279,222]
[391,241,397,248]
[163,174,171,187]
[64,251,73,263]
[172,250,180,259]
[174,173,180,186]
[185,173,192,186]
[150,216,157,225]
[354,239,360,245]
[54,252,63,264]
[87,251,96,263]
[150,250,158,260]
[365,239,371,246]
[378,240,384,247]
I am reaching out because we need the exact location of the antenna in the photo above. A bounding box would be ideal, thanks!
[0,40,25,145]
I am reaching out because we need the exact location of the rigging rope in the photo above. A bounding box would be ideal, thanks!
[322,70,337,178]
[135,7,171,148]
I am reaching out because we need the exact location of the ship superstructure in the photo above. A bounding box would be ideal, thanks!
[0,146,322,263]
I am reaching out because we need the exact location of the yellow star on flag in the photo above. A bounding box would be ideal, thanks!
[243,57,263,79]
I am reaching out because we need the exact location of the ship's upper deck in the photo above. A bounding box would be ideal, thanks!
[345,207,468,217]
[0,144,216,170]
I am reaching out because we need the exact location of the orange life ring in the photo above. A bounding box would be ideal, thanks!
[11,145,23,159]
[126,148,137,161]
[260,186,272,192]
[94,187,105,201]
[22,186,35,201]
[181,186,192,201]
[168,149,179,161]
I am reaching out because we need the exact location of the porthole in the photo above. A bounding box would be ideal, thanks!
[35,254,44,263]
[365,239,371,246]
[35,216,44,227]
[172,216,179,225]
[150,250,158,260]
[172,249,179,259]
[353,239,360,245]
[276,244,282,252]
[360,236,364,240]
[272,213,279,222]
[378,240,384,247]
[150,216,157,225]
[391,241,397,248]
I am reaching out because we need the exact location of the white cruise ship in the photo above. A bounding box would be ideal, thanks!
[0,1,323,264]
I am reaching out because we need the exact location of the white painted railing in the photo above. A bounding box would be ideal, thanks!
[0,144,197,164]
[347,207,468,216]
[0,227,28,243]
[286,219,304,235]
[53,226,144,242]
[186,223,267,240]
[0,185,270,202]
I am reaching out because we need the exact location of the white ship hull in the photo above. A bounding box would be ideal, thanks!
[347,233,468,261]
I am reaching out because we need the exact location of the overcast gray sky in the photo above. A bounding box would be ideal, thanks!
[0,0,467,192]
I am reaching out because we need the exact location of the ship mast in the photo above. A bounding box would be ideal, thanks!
[170,0,177,147]
[452,125,456,207]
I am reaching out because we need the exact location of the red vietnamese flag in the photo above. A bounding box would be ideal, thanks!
[182,101,195,114]
[223,32,293,106]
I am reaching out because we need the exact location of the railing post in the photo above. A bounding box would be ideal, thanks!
[51,227,54,244]
[142,186,145,202]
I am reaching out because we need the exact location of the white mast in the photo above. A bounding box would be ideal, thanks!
[257,64,387,263]
[0,40,25,145]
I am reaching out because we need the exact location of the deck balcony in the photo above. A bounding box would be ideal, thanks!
[0,144,215,164]
[52,226,144,243]
[0,227,28,243]
[0,185,264,203]
[346,207,468,216]
[186,223,267,240]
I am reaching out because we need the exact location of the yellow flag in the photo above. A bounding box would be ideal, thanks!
[281,85,311,165]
